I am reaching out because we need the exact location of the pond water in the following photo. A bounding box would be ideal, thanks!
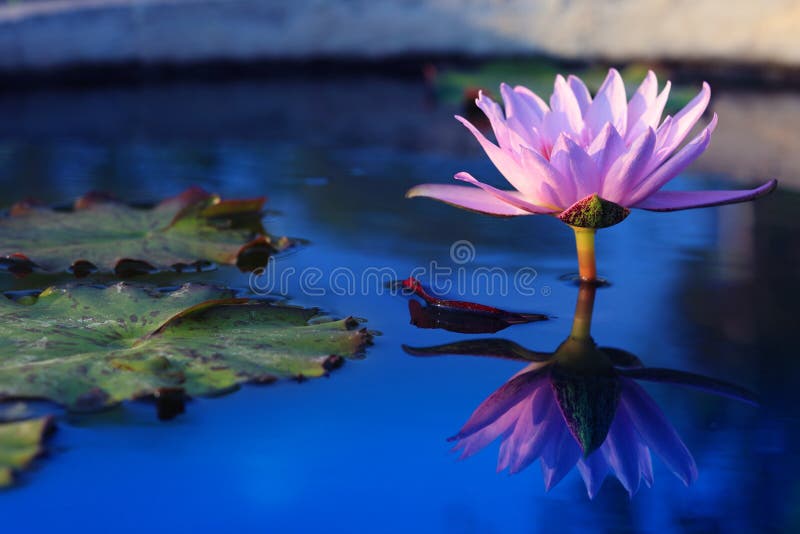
[0,76,797,533]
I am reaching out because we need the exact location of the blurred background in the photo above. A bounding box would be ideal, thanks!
[0,0,798,189]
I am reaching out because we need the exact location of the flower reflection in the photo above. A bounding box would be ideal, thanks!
[404,283,756,497]
[449,361,694,497]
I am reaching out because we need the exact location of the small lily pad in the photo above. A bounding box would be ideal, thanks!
[0,283,372,411]
[0,416,54,488]
[0,187,292,276]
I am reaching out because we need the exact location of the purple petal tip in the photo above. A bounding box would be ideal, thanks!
[634,179,777,212]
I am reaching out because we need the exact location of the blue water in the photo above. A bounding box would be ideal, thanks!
[0,78,797,533]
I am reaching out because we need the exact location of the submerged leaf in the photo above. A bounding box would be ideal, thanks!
[0,187,292,276]
[401,277,547,333]
[0,283,371,410]
[0,416,54,488]
[408,300,544,334]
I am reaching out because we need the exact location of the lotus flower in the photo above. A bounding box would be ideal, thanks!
[449,362,695,498]
[409,339,756,498]
[407,69,777,281]
[404,283,757,497]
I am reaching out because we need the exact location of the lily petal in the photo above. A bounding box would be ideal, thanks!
[550,135,599,199]
[498,403,535,472]
[633,179,777,212]
[513,85,550,119]
[567,74,592,114]
[542,109,575,150]
[641,81,671,132]
[506,385,563,473]
[621,379,697,486]
[638,442,654,488]
[455,400,527,460]
[519,147,569,208]
[450,369,547,441]
[521,148,571,209]
[507,397,556,474]
[628,76,671,142]
[550,75,584,136]
[455,115,542,200]
[655,82,711,159]
[602,128,657,203]
[501,83,545,151]
[626,70,658,137]
[405,184,533,216]
[475,92,512,149]
[548,134,580,202]
[541,422,582,490]
[588,123,627,177]
[603,403,643,496]
[585,69,628,138]
[577,450,609,499]
[626,113,718,205]
[455,172,556,214]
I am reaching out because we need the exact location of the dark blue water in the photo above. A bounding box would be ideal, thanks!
[0,78,797,533]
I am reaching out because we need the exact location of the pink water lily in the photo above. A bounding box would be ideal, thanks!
[450,363,697,498]
[407,69,777,281]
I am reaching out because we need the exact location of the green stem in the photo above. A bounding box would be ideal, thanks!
[569,282,597,340]
[571,226,597,283]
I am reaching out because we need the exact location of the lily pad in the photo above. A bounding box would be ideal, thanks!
[0,283,372,411]
[0,187,292,276]
[0,416,54,488]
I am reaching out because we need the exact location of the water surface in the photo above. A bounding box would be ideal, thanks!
[0,77,797,533]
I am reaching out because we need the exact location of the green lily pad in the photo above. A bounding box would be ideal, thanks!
[0,416,54,488]
[0,187,292,276]
[0,283,372,411]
